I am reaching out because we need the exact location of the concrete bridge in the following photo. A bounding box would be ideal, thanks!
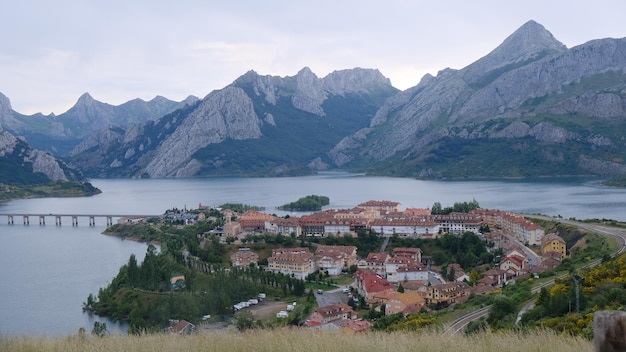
[0,214,160,226]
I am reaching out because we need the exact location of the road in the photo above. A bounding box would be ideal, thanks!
[516,299,536,325]
[443,306,492,334]
[445,215,626,334]
[508,236,540,266]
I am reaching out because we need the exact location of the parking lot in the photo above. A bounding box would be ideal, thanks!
[315,286,351,307]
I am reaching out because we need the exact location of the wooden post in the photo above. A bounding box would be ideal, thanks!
[594,310,626,352]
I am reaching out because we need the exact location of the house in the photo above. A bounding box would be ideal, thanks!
[309,304,355,325]
[363,252,389,277]
[267,248,314,280]
[541,233,567,258]
[385,255,416,281]
[478,268,507,287]
[446,263,469,282]
[374,291,426,315]
[340,319,372,334]
[265,217,302,236]
[315,251,345,276]
[392,247,422,262]
[239,211,276,232]
[300,210,359,237]
[223,219,242,238]
[426,282,471,306]
[432,212,482,235]
[354,269,395,303]
[168,319,196,334]
[399,280,429,294]
[499,253,526,273]
[540,256,562,270]
[385,255,428,283]
[470,208,545,245]
[357,200,402,213]
[369,218,439,237]
[395,263,429,283]
[315,245,358,274]
[230,248,259,267]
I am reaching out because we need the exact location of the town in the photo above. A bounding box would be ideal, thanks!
[127,199,570,334]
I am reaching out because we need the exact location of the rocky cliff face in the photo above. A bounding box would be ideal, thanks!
[0,92,199,155]
[0,128,70,182]
[329,20,626,178]
[144,86,263,177]
[69,67,398,178]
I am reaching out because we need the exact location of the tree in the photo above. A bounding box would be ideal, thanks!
[397,282,405,293]
[83,293,97,311]
[127,254,139,286]
[431,202,443,215]
[487,295,516,329]
[235,311,255,332]
[91,321,108,337]
[347,297,357,310]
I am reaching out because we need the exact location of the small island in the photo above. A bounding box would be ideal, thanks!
[601,175,626,188]
[277,195,329,211]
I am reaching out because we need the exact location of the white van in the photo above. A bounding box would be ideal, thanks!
[276,311,288,318]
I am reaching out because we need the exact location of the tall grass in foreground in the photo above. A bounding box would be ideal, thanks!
[0,328,592,352]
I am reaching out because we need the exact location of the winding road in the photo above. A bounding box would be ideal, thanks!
[443,215,626,334]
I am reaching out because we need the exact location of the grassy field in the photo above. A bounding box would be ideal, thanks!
[0,328,592,352]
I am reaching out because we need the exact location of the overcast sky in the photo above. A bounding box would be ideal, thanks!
[2,1,626,115]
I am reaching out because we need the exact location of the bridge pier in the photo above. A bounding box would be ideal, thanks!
[23,215,29,225]
[8,215,13,225]
[72,216,78,226]
[89,216,95,226]
[107,216,113,226]
[39,215,45,225]
[56,216,62,226]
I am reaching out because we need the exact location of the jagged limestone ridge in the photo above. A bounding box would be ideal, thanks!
[143,86,262,177]
[329,20,626,169]
[234,67,393,117]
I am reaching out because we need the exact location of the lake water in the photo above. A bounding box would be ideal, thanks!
[0,172,625,336]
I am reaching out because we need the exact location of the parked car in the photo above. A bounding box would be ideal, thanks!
[276,311,288,318]
[317,289,323,294]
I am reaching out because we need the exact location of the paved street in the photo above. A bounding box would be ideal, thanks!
[315,286,350,307]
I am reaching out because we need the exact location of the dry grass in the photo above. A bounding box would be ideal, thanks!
[0,328,592,352]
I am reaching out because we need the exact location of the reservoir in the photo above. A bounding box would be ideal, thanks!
[1,173,625,336]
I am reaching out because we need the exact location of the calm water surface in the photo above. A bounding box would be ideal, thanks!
[1,173,625,336]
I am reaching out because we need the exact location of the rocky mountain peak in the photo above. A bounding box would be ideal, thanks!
[76,92,96,107]
[463,20,566,84]
[149,95,168,104]
[323,68,392,95]
[292,68,327,116]
[498,20,566,56]
[0,91,13,115]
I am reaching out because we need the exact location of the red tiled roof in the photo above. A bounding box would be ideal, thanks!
[366,253,388,264]
[364,275,394,293]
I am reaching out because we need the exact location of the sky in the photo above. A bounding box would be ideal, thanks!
[2,1,626,115]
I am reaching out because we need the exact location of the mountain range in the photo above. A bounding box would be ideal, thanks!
[1,20,626,184]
